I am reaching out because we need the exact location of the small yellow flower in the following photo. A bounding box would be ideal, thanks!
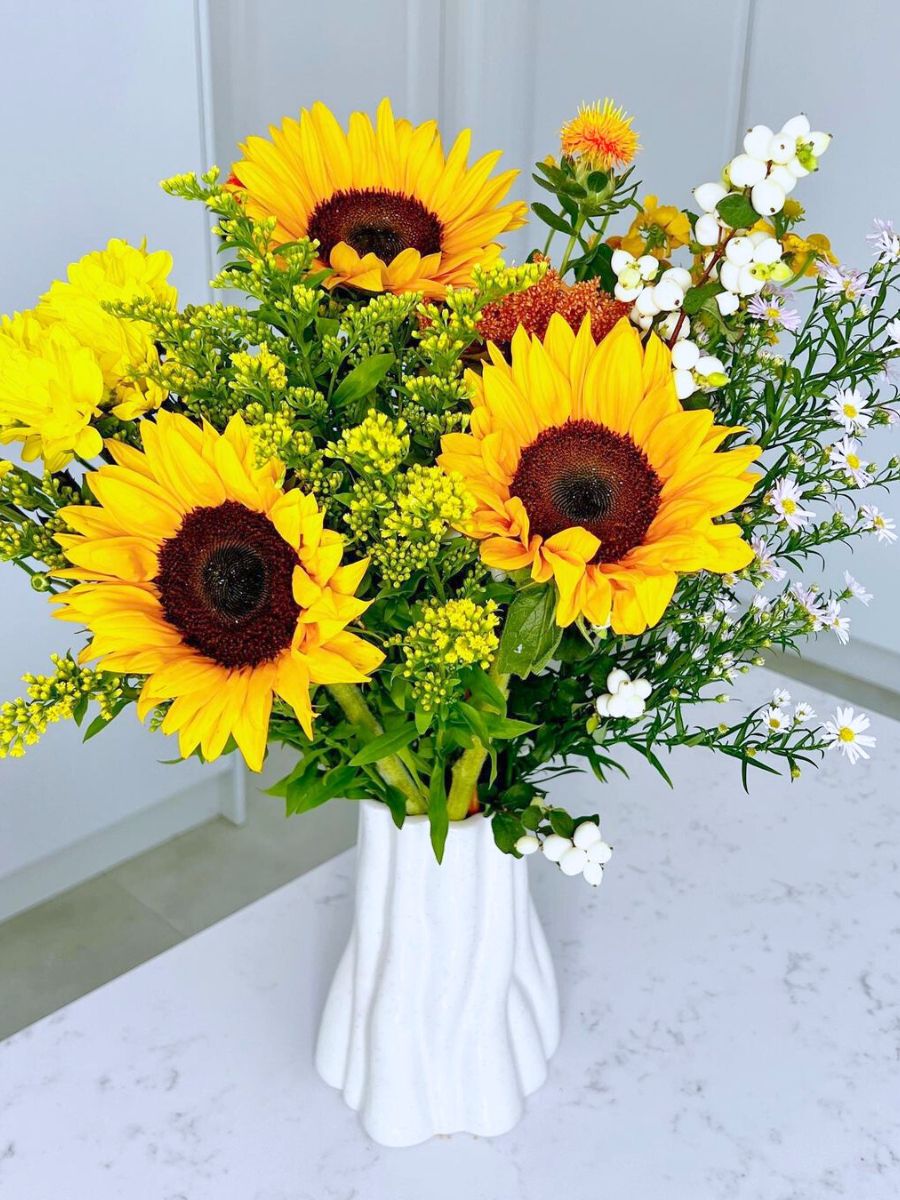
[560,100,639,172]
[609,195,691,260]
[754,221,836,277]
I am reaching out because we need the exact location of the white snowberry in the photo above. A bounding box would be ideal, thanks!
[695,213,722,247]
[573,821,602,850]
[693,181,727,213]
[582,862,605,887]
[541,834,571,863]
[781,114,810,139]
[729,154,768,187]
[515,834,540,856]
[652,280,684,312]
[715,291,740,316]
[725,237,755,267]
[767,132,796,164]
[751,179,786,215]
[586,840,613,865]
[743,124,774,159]
[671,339,700,371]
[559,846,589,876]
[674,369,696,400]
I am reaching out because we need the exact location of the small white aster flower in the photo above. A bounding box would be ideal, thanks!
[772,687,791,707]
[828,387,871,433]
[792,583,828,629]
[747,290,801,331]
[843,571,872,605]
[823,600,851,645]
[763,706,789,732]
[768,477,816,529]
[665,630,680,649]
[887,318,900,346]
[824,706,876,765]
[751,536,787,582]
[867,218,900,264]
[793,701,815,724]
[829,436,873,487]
[819,261,877,304]
[654,650,667,666]
[861,505,898,543]
[751,593,772,613]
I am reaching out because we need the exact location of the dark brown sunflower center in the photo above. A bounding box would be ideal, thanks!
[155,500,299,669]
[510,419,662,563]
[308,188,443,263]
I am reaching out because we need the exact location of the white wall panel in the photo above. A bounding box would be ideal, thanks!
[741,0,900,659]
[0,0,228,895]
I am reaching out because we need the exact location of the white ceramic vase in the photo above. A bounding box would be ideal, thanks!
[315,798,560,1147]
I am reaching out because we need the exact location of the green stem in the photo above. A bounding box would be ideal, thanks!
[558,214,586,276]
[327,683,428,815]
[446,665,510,821]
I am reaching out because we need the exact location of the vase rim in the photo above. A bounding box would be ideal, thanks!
[359,796,489,834]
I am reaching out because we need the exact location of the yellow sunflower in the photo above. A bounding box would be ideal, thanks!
[53,412,383,769]
[230,98,527,297]
[439,316,760,634]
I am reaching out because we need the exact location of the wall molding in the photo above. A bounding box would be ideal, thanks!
[0,772,235,923]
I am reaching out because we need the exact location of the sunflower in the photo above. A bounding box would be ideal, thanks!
[560,100,639,173]
[53,412,383,769]
[230,98,527,297]
[438,316,760,634]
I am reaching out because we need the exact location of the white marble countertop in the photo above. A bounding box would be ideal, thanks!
[2,671,899,1199]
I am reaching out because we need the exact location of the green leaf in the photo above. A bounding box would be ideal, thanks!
[286,765,358,816]
[464,667,507,714]
[492,811,525,855]
[427,768,449,863]
[548,808,575,838]
[586,170,609,193]
[480,713,538,740]
[331,353,395,407]
[381,785,407,830]
[497,586,562,678]
[349,722,418,766]
[683,280,724,314]
[520,805,542,831]
[531,202,573,235]
[715,193,757,230]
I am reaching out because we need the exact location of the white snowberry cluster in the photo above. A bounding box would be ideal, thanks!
[670,340,729,400]
[595,668,651,719]
[516,819,612,887]
[611,251,692,330]
[728,114,831,216]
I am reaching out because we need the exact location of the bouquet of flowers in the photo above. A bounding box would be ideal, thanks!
[2,97,898,884]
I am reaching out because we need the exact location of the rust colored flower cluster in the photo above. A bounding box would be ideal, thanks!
[478,261,630,347]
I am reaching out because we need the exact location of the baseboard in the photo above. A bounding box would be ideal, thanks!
[771,637,900,697]
[0,772,234,923]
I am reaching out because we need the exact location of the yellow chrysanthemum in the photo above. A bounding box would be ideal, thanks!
[52,412,383,770]
[0,314,104,470]
[560,100,639,172]
[439,316,760,634]
[37,238,176,419]
[230,98,527,297]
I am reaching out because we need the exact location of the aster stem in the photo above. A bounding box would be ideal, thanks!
[446,664,510,822]
[326,683,428,814]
